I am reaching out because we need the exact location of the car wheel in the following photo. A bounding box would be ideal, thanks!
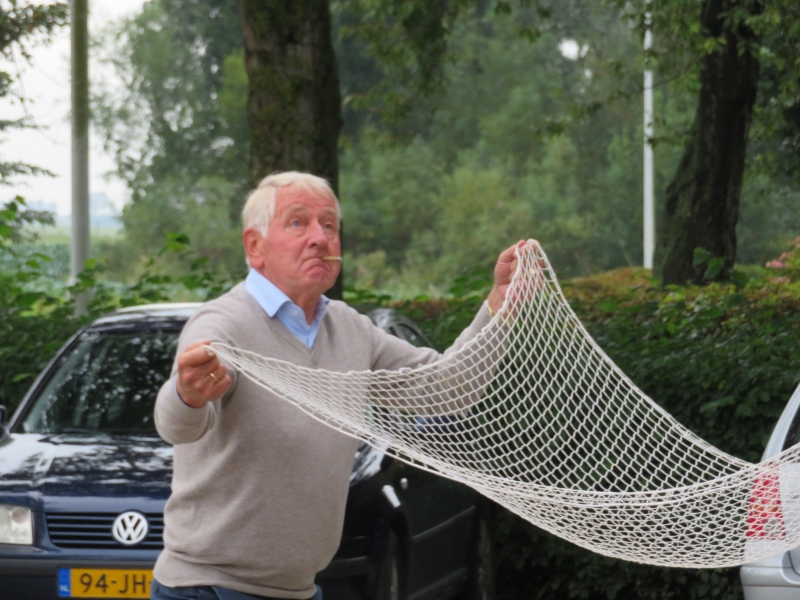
[375,529,402,600]
[459,508,495,600]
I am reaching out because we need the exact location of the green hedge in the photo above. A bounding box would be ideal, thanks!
[395,268,800,600]
[0,267,86,416]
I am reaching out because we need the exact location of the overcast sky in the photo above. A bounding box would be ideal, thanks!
[1,0,146,216]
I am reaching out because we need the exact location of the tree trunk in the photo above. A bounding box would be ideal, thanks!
[655,0,762,285]
[238,0,343,297]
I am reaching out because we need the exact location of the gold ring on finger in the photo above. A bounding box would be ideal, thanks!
[209,372,219,383]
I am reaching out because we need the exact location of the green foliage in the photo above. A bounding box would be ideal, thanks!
[337,4,694,292]
[93,0,247,204]
[495,515,743,600]
[580,282,800,464]
[217,49,249,149]
[0,3,69,412]
[0,0,66,184]
[0,196,54,242]
[692,247,727,281]
[95,0,800,296]
[333,0,478,127]
[335,0,800,293]
[389,264,800,599]
[99,176,246,281]
[0,199,78,413]
[0,199,232,416]
[396,266,494,350]
[491,270,800,598]
[0,0,67,99]
[763,236,800,284]
[91,0,250,282]
[341,137,445,270]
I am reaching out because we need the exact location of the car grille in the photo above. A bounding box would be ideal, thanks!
[46,513,164,550]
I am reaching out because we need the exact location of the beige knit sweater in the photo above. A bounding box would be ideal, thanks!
[153,284,492,599]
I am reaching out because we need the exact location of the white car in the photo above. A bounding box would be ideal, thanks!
[741,383,800,599]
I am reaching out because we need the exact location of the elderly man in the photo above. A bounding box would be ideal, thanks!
[151,171,521,600]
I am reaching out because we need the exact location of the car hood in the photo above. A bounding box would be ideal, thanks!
[0,433,172,510]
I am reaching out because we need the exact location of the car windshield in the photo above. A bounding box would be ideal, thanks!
[22,329,179,435]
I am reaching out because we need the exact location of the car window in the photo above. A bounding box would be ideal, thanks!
[22,330,179,435]
[396,324,426,348]
[784,404,800,451]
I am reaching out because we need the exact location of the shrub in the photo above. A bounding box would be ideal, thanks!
[0,200,232,415]
[394,266,800,600]
[765,236,800,283]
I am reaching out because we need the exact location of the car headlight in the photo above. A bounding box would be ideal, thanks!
[0,505,33,545]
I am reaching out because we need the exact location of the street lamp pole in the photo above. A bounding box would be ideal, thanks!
[70,0,90,314]
[643,2,655,270]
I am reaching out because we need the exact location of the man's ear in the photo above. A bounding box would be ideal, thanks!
[243,228,263,270]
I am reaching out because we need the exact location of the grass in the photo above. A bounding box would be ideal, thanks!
[26,225,122,245]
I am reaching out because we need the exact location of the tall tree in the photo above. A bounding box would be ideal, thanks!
[655,0,763,285]
[238,0,342,192]
[238,0,342,297]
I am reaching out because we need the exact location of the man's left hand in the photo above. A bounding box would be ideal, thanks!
[487,240,538,314]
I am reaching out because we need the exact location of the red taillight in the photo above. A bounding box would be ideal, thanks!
[747,467,787,540]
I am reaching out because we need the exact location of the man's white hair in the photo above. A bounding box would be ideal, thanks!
[241,171,340,236]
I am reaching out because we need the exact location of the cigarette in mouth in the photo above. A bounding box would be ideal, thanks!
[322,256,342,261]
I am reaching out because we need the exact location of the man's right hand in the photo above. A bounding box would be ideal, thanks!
[176,341,232,408]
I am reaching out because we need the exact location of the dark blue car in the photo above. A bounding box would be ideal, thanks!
[0,303,494,600]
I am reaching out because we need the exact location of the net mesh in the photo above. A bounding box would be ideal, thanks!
[210,242,800,568]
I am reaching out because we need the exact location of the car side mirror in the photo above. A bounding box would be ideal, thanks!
[0,406,7,440]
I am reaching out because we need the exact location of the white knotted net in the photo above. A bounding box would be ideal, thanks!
[210,242,800,568]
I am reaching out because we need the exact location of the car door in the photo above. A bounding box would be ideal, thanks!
[389,323,477,593]
[774,392,800,573]
[743,383,800,569]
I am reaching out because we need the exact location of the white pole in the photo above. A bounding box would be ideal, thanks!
[643,3,655,270]
[70,0,90,314]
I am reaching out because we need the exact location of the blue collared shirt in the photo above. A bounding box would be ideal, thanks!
[244,269,329,348]
[174,270,330,406]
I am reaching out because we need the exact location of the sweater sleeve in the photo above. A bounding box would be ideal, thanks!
[365,302,503,414]
[154,304,239,445]
[365,302,492,370]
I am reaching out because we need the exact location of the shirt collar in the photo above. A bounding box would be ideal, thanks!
[244,268,329,321]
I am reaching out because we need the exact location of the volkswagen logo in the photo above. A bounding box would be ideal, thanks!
[112,511,149,546]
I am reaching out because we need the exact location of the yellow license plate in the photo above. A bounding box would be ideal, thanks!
[58,568,153,598]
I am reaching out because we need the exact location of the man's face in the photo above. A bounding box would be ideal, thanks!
[245,184,341,302]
